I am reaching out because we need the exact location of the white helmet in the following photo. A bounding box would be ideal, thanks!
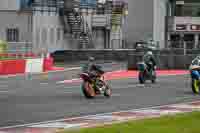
[190,58,200,70]
[147,51,153,55]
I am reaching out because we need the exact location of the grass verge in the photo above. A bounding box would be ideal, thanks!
[55,62,65,67]
[61,111,200,133]
[0,57,37,60]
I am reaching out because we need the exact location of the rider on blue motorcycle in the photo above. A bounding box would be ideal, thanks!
[189,56,200,80]
[189,56,200,93]
[143,51,157,71]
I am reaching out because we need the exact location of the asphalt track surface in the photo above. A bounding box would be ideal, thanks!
[1,68,200,128]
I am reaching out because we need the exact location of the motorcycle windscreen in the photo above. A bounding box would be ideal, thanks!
[137,63,146,71]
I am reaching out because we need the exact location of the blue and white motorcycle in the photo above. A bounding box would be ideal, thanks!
[190,58,200,94]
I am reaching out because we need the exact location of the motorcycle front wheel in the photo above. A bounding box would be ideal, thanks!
[139,72,145,84]
[192,79,200,94]
[81,82,96,99]
[151,71,156,83]
[104,84,111,98]
[96,79,111,98]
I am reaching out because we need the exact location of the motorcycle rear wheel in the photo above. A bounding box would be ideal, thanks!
[151,79,155,83]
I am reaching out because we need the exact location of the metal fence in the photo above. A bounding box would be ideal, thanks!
[166,41,200,49]
[7,42,33,53]
[0,42,46,59]
[51,48,200,70]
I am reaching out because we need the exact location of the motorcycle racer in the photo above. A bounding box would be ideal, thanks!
[143,51,157,71]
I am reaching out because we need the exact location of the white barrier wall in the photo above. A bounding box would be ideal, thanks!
[25,58,44,73]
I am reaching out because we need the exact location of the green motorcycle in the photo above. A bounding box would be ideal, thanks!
[137,62,156,84]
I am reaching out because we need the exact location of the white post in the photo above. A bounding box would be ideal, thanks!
[87,8,93,31]
[32,18,36,52]
[195,34,199,49]
[183,41,186,55]
[81,9,87,33]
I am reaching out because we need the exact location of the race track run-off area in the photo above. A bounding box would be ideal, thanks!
[1,70,200,133]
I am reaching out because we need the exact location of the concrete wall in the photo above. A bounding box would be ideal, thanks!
[52,49,130,62]
[52,49,197,69]
[0,0,20,11]
[126,0,154,45]
[0,11,32,42]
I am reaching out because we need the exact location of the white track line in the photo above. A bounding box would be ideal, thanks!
[0,91,9,93]
[56,73,188,84]
[40,83,49,85]
[0,100,199,130]
[0,67,81,78]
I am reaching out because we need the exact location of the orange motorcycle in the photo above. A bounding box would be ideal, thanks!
[80,66,111,99]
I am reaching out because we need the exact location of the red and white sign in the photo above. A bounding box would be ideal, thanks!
[190,24,200,31]
[176,24,187,31]
[25,58,44,73]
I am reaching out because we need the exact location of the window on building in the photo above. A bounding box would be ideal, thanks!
[184,34,195,49]
[41,28,47,43]
[96,3,105,14]
[175,5,183,16]
[35,28,40,46]
[57,28,61,41]
[198,34,200,48]
[6,28,19,42]
[175,3,200,17]
[184,34,194,42]
[170,34,181,48]
[50,28,55,43]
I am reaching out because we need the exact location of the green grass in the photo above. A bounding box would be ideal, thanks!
[61,111,200,133]
[55,62,65,67]
[0,57,21,60]
[0,57,35,60]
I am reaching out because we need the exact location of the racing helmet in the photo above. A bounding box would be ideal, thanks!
[190,58,200,70]
[146,51,153,55]
[88,56,95,62]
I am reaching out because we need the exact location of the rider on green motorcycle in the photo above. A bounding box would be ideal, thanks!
[143,51,157,71]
